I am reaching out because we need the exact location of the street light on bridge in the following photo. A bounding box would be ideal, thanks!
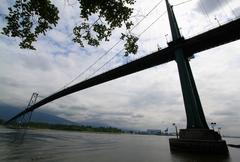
[218,127,222,135]
[172,123,178,139]
[210,122,216,131]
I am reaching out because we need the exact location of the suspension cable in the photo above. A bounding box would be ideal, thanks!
[172,0,193,7]
[199,0,211,24]
[59,0,165,90]
[87,11,167,78]
[222,0,237,18]
[216,0,229,18]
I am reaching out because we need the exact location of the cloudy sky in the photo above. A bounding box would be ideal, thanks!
[0,0,240,135]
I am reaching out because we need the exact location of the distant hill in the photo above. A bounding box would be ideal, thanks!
[0,102,76,125]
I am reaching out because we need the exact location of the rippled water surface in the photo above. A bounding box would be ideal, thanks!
[0,127,239,162]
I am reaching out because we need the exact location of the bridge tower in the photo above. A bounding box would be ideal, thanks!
[166,0,208,129]
[165,0,228,154]
[8,93,38,128]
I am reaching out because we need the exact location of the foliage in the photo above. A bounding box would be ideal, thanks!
[8,121,122,133]
[121,33,138,56]
[2,0,138,55]
[2,0,59,50]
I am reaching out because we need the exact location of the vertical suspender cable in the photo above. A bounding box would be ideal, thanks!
[222,0,237,18]
[199,0,212,25]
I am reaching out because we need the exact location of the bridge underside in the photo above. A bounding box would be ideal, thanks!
[5,18,240,125]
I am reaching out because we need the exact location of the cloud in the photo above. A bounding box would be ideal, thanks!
[132,114,144,118]
[195,0,225,13]
[211,111,239,117]
[193,0,239,24]
[232,6,240,17]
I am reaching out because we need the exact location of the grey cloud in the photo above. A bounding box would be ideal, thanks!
[40,104,90,117]
[59,105,88,111]
[0,76,23,88]
[90,111,133,118]
[80,114,139,129]
[211,111,239,117]
[58,111,81,117]
[20,55,53,71]
[72,110,142,128]
[57,107,88,117]
[195,0,232,14]
[232,6,240,17]
[0,76,40,93]
[69,106,88,111]
[128,85,181,109]
[132,114,144,118]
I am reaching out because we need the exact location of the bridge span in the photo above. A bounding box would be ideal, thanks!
[5,17,240,124]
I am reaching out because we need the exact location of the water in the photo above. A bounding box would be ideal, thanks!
[0,127,239,162]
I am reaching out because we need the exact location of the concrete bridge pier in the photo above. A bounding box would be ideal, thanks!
[165,0,228,154]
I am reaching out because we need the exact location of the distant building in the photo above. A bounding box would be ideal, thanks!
[147,129,162,135]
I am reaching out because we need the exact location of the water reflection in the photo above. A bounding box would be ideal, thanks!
[0,127,239,162]
[170,151,230,162]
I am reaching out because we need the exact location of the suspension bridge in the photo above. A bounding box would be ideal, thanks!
[4,0,240,154]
